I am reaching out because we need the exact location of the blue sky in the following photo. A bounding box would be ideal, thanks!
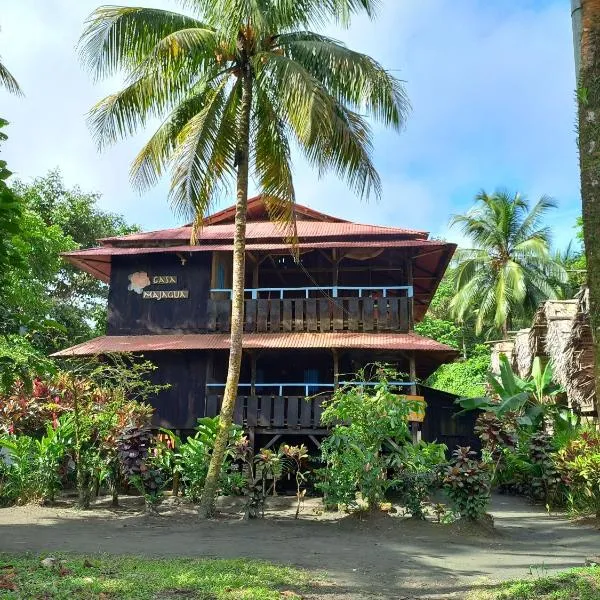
[1,0,580,250]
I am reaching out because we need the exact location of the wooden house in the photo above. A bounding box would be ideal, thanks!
[53,197,477,450]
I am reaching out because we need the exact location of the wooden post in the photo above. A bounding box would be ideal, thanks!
[332,249,339,287]
[407,255,414,330]
[409,352,420,444]
[409,352,417,395]
[250,352,257,396]
[332,349,339,390]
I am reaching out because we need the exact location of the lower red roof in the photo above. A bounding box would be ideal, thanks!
[51,332,457,356]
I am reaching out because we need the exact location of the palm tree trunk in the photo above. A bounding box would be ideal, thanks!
[576,0,600,422]
[198,70,252,518]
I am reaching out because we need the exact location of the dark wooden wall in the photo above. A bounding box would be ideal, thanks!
[107,253,211,335]
[146,351,208,430]
[419,385,480,452]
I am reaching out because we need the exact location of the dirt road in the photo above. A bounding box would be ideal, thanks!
[0,494,598,599]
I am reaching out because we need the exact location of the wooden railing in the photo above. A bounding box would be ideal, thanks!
[206,296,411,333]
[205,394,327,432]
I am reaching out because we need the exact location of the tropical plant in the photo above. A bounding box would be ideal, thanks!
[555,429,600,518]
[388,441,448,519]
[0,415,74,505]
[177,417,243,503]
[528,430,563,506]
[318,366,417,511]
[281,444,309,519]
[117,425,166,513]
[456,355,563,428]
[450,190,567,336]
[443,446,491,521]
[79,0,408,517]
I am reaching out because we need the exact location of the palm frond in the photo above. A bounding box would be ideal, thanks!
[169,78,239,222]
[0,58,23,96]
[275,32,408,129]
[130,78,223,191]
[252,82,297,243]
[79,6,208,78]
[256,52,381,199]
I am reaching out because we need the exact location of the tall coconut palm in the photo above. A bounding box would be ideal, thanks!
[572,0,600,420]
[79,0,408,516]
[450,190,567,337]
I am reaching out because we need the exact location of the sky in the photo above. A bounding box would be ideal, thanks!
[1,0,580,249]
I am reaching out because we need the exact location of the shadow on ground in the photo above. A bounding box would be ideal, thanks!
[0,494,598,599]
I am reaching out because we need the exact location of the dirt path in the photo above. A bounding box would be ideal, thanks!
[0,494,598,599]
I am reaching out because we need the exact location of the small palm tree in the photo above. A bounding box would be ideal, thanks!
[450,190,567,337]
[79,0,408,517]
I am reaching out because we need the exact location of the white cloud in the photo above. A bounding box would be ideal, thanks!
[0,0,581,247]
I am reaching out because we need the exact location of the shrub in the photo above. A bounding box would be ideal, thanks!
[528,430,563,506]
[555,429,600,518]
[177,417,243,502]
[389,441,448,519]
[443,446,491,521]
[118,425,167,513]
[0,414,74,505]
[318,366,417,511]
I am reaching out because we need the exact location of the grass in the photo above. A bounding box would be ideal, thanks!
[468,566,600,600]
[0,554,314,599]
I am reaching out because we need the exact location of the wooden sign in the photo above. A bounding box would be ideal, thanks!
[128,271,189,300]
[396,394,426,422]
[152,275,177,284]
[142,290,189,300]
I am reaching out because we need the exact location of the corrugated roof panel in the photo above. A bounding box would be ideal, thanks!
[51,332,458,356]
[101,221,428,245]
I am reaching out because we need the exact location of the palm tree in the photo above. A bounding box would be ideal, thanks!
[571,0,600,420]
[79,0,408,517]
[450,190,567,337]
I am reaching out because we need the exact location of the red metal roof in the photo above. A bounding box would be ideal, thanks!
[51,332,457,355]
[201,195,351,225]
[100,220,428,245]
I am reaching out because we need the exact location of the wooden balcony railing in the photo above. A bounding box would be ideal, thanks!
[204,382,419,432]
[205,394,327,432]
[206,286,412,333]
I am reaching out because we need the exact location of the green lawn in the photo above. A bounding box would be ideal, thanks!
[468,566,600,600]
[0,554,313,599]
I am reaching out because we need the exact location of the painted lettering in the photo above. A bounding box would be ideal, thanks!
[142,290,189,300]
[152,275,177,284]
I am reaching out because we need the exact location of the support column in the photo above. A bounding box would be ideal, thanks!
[332,349,340,390]
[409,352,420,444]
[409,352,417,395]
[250,351,257,396]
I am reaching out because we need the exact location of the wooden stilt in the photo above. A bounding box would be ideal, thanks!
[409,352,420,444]
[250,352,257,396]
[332,349,339,390]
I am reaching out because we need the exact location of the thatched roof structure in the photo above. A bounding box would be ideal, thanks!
[491,288,596,416]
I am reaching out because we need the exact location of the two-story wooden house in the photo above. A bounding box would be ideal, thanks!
[53,197,476,450]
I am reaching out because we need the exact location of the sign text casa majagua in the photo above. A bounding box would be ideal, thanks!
[127,271,189,300]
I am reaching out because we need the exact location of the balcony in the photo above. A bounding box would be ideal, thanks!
[206,286,413,333]
[205,382,420,433]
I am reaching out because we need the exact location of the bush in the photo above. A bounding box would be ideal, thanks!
[177,417,244,502]
[317,366,417,511]
[555,429,600,518]
[443,446,491,521]
[528,430,563,506]
[0,414,73,505]
[389,441,448,519]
